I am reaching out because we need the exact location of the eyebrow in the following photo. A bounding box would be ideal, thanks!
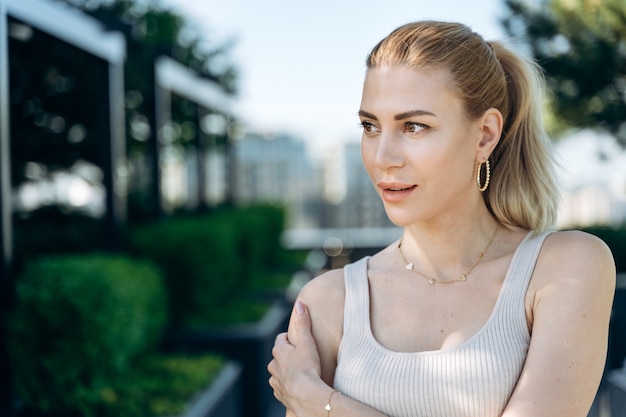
[358,109,436,120]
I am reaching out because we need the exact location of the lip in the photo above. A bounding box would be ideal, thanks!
[377,181,417,203]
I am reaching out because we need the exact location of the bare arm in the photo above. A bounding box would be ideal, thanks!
[270,300,389,417]
[501,231,615,417]
[269,269,389,417]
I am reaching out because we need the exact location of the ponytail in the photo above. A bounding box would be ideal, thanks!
[486,42,560,232]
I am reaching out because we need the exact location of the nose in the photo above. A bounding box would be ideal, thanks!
[372,132,405,171]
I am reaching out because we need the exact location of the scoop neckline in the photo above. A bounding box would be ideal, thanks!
[360,230,534,357]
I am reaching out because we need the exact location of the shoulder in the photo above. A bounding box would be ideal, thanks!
[532,229,615,307]
[298,267,346,307]
[540,230,614,276]
[288,265,350,380]
[293,264,349,349]
[506,230,616,415]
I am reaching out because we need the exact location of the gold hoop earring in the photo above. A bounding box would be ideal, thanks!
[477,159,490,192]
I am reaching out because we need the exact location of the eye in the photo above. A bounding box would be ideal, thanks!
[403,122,428,134]
[360,121,380,134]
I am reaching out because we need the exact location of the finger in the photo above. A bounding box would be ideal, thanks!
[272,335,294,361]
[268,375,285,404]
[293,300,314,344]
[274,332,288,346]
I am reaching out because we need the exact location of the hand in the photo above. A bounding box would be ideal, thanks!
[268,300,323,411]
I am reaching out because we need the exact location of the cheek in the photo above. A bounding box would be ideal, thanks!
[427,151,476,189]
[408,146,469,188]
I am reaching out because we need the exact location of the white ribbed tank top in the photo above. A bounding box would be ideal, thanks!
[333,231,550,417]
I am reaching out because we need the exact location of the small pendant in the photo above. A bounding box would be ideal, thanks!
[406,262,413,271]
[428,278,436,284]
[459,274,467,282]
[325,404,331,411]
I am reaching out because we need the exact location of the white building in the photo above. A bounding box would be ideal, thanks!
[231,132,316,228]
[331,141,392,228]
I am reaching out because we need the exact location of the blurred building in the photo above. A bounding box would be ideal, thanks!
[329,141,392,228]
[231,134,396,230]
[232,132,316,228]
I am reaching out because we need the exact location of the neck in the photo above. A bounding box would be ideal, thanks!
[399,213,500,282]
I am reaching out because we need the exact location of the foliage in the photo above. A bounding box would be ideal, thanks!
[10,0,239,230]
[501,0,626,144]
[7,254,167,416]
[128,204,290,328]
[8,17,111,187]
[236,204,287,277]
[59,0,240,218]
[97,353,224,417]
[129,211,242,328]
[65,0,238,92]
[9,15,117,261]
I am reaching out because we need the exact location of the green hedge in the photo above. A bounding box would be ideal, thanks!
[235,204,285,270]
[129,213,242,328]
[8,253,228,417]
[128,204,288,328]
[8,254,168,416]
[98,353,224,417]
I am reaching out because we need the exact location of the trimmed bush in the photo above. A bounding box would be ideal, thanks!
[128,204,290,328]
[8,254,167,416]
[129,214,242,328]
[236,204,285,272]
[100,353,225,417]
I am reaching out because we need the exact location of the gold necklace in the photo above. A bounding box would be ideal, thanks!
[397,226,498,284]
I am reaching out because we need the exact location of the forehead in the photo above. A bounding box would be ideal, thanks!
[361,65,461,114]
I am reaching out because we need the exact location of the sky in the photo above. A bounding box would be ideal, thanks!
[160,0,507,154]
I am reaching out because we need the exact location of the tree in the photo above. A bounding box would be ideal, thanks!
[60,0,239,217]
[7,0,239,263]
[63,0,238,92]
[501,0,626,145]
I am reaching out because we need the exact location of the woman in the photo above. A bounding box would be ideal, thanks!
[267,21,615,417]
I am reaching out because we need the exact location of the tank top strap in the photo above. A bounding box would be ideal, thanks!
[503,230,552,298]
[494,230,552,332]
[342,256,371,337]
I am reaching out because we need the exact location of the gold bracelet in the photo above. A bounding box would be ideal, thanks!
[324,390,339,417]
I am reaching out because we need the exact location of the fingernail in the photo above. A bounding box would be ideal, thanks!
[295,301,305,315]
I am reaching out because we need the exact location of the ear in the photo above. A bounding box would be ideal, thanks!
[475,108,503,161]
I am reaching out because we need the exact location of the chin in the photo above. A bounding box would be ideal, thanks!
[383,207,420,228]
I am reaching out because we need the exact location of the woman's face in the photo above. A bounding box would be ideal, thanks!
[359,65,483,227]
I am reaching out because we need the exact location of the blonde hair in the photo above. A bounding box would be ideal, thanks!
[367,21,560,232]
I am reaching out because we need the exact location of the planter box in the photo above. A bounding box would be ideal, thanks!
[163,302,290,417]
[182,361,243,417]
